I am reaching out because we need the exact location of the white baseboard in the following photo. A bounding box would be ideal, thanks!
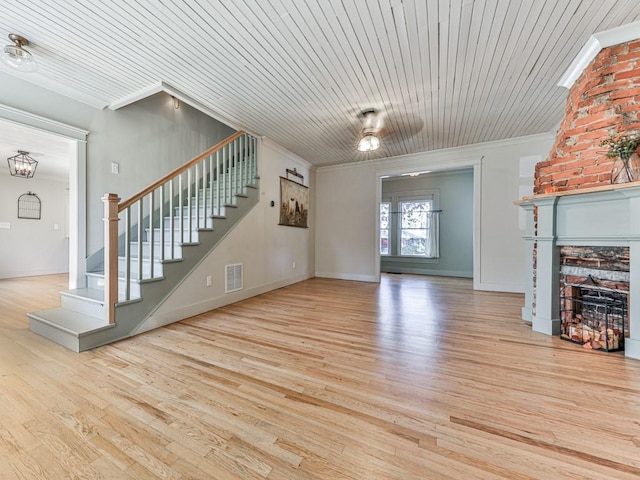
[314,272,378,282]
[0,267,69,280]
[473,280,524,293]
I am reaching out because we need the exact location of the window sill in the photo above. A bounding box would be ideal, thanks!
[381,255,439,264]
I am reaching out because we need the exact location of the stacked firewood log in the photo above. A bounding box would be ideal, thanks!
[561,314,621,350]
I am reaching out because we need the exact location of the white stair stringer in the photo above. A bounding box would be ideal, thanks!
[27,183,259,352]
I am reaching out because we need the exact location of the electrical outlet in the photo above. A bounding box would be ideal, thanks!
[206,275,212,287]
[292,261,296,269]
[111,162,119,174]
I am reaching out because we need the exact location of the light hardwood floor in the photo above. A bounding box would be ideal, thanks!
[1,273,640,479]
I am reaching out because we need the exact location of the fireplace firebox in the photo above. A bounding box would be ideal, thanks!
[560,275,627,351]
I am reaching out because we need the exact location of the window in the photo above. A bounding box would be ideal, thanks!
[380,202,390,255]
[399,199,436,257]
[380,192,439,259]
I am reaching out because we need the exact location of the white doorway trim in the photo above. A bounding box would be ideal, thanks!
[0,103,89,289]
[374,156,483,288]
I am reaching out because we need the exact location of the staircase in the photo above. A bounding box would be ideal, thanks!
[28,131,259,352]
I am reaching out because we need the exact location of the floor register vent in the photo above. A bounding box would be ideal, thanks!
[225,263,243,293]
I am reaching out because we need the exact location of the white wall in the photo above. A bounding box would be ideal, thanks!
[137,140,315,331]
[0,175,69,278]
[315,133,554,292]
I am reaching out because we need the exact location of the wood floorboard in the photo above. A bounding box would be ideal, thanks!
[1,273,640,479]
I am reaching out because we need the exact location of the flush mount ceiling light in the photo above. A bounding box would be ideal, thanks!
[357,109,381,152]
[7,150,38,178]
[358,131,380,152]
[1,33,37,72]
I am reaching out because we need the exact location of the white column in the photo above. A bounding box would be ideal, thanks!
[532,197,560,335]
[520,202,535,322]
[625,195,640,359]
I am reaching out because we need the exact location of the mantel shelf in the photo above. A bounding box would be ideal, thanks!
[514,180,640,205]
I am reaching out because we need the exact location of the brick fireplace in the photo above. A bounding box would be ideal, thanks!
[518,184,640,359]
[517,30,640,359]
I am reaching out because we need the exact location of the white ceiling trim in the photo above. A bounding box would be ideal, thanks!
[108,80,259,138]
[0,102,88,141]
[318,132,554,174]
[0,66,109,110]
[558,21,640,89]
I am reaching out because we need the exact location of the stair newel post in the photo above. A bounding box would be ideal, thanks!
[102,193,120,325]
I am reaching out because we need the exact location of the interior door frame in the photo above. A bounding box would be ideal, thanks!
[0,103,89,289]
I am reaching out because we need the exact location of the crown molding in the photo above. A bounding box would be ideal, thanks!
[0,102,88,140]
[558,21,640,89]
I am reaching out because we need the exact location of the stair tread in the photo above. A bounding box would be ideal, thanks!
[27,307,109,336]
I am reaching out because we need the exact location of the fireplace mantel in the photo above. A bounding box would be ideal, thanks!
[517,183,640,360]
[515,180,640,203]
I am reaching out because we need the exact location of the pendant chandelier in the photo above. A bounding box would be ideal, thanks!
[7,150,38,178]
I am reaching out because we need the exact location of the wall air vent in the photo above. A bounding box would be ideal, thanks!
[225,263,243,293]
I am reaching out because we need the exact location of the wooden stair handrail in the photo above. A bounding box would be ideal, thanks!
[118,130,245,212]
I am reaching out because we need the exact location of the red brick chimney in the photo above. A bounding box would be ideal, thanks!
[535,40,640,194]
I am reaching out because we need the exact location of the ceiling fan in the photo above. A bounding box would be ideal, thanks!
[356,108,424,153]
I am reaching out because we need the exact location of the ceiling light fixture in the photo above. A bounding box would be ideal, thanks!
[1,34,37,72]
[358,131,380,152]
[357,109,381,152]
[7,150,38,178]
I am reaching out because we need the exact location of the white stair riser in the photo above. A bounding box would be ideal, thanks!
[87,274,141,298]
[174,205,226,218]
[129,242,182,259]
[164,215,214,229]
[61,294,103,317]
[118,257,164,277]
[147,228,200,243]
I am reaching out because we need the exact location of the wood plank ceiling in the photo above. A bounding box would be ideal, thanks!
[1,1,639,166]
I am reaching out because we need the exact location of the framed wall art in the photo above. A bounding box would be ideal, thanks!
[279,176,309,228]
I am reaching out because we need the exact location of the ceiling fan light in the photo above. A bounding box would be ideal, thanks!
[358,132,380,152]
[1,34,37,72]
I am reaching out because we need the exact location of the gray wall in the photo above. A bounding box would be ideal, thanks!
[0,72,235,254]
[381,169,473,277]
[85,93,234,253]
